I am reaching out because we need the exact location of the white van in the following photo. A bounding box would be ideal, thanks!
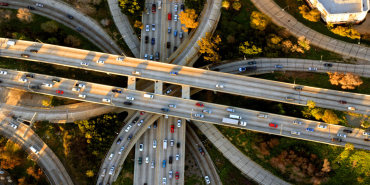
[7,41,15,45]
[143,94,154,98]
[30,146,39,154]
[158,1,162,9]
[229,114,242,120]
[163,140,167,149]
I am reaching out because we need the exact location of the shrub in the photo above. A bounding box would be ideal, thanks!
[299,5,320,22]
[331,26,361,39]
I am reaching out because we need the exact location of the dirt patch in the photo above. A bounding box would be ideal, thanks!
[1,88,50,107]
[276,71,315,81]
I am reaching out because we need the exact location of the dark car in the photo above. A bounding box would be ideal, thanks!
[127,134,133,140]
[152,4,156,13]
[21,54,29,58]
[180,4,184,11]
[31,86,40,90]
[151,38,155,45]
[332,138,342,142]
[138,157,142,165]
[198,147,205,155]
[169,156,173,164]
[25,74,34,78]
[117,137,123,144]
[167,42,170,48]
[52,79,60,83]
[145,36,149,43]
[154,121,157,129]
[294,86,303,91]
[365,138,370,142]
[324,63,332,67]
[76,27,83,32]
[173,46,177,52]
[66,14,73,19]
[177,142,180,148]
[239,66,257,71]
[248,61,256,65]
[343,130,353,133]
[0,2,8,6]
[133,117,139,124]
[112,89,122,93]
[124,102,133,106]
[28,6,35,10]
[161,108,169,112]
[30,49,38,53]
[339,100,347,104]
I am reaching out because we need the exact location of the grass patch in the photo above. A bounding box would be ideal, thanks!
[112,148,135,185]
[185,174,205,185]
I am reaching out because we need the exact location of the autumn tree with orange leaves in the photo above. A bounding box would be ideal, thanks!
[0,141,23,169]
[197,32,221,63]
[179,9,199,32]
[328,72,363,89]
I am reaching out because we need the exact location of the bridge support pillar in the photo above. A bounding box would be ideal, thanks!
[155,80,163,94]
[182,85,190,99]
[127,76,136,90]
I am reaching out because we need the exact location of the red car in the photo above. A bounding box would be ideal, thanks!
[171,125,175,133]
[56,90,64,94]
[152,4,156,13]
[175,172,179,179]
[195,103,204,107]
[0,2,8,6]
[168,12,172,20]
[140,111,145,115]
[269,123,278,128]
[339,100,346,104]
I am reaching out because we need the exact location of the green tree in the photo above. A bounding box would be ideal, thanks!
[41,21,59,33]
[322,110,340,124]
[232,2,242,11]
[47,37,59,44]
[250,11,270,31]
[12,32,27,40]
[299,5,320,22]
[197,32,221,63]
[239,41,262,55]
[307,100,316,109]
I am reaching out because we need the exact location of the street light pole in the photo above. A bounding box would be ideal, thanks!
[191,109,193,119]
[280,124,283,135]
[320,55,323,62]
[282,5,289,11]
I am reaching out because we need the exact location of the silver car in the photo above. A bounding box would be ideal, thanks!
[146,25,149,31]
[194,114,204,118]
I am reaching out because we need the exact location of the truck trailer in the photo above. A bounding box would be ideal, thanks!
[222,118,239,125]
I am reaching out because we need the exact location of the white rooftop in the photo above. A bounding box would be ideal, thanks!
[319,0,363,14]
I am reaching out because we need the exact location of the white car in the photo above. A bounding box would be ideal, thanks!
[293,121,302,125]
[309,67,317,70]
[146,25,149,31]
[101,168,106,177]
[337,133,346,138]
[102,98,111,103]
[176,154,179,160]
[116,57,124,61]
[174,5,178,12]
[96,60,105,64]
[168,104,177,108]
[205,176,211,184]
[195,114,204,118]
[153,140,157,148]
[216,84,224,88]
[109,167,114,175]
[144,54,148,60]
[348,107,356,110]
[177,119,181,127]
[0,71,7,75]
[163,177,166,184]
[171,140,174,146]
[118,147,124,154]
[8,122,18,129]
[139,144,143,151]
[138,119,144,126]
[151,161,154,168]
[36,3,43,7]
[43,83,53,87]
[77,84,86,88]
[152,24,156,31]
[78,94,86,98]
[318,125,327,129]
[72,87,80,92]
[169,171,173,178]
[291,131,300,135]
[146,157,149,163]
[126,97,135,101]
[108,153,114,160]
[364,132,370,136]
[240,121,247,126]
[174,14,178,21]
[80,62,89,66]
[202,109,212,114]
[132,71,141,75]
[18,78,27,82]
[125,125,132,132]
[258,114,268,118]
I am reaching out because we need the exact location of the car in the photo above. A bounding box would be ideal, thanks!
[168,12,172,20]
[258,114,268,118]
[163,178,166,184]
[133,117,139,124]
[175,119,181,127]
[337,133,346,138]
[139,144,144,151]
[108,153,114,160]
[306,128,314,132]
[167,42,170,48]
[162,160,166,167]
[176,154,179,161]
[36,3,43,7]
[18,78,28,82]
[144,53,148,60]
[96,60,105,64]
[102,98,111,103]
[155,52,160,60]
[174,14,178,21]
[8,122,17,129]
[205,176,211,184]
[146,157,149,163]
[152,24,155,31]
[348,107,356,110]
[168,27,171,33]
[248,61,256,65]
[101,168,106,177]
[177,142,180,148]
[31,86,40,90]
[132,71,141,75]
[138,157,142,165]
[140,111,145,115]
[66,14,73,19]
[149,55,154,60]
[109,167,114,175]
[202,109,212,114]
[126,97,135,101]
[137,119,144,126]
[164,89,172,94]
[125,125,132,132]
[179,32,183,39]
[175,171,179,179]
[239,67,246,71]
[152,4,156,13]
[169,171,173,178]
[127,134,133,140]
[169,71,178,76]
[293,121,302,125]
[198,147,205,155]
[25,74,34,78]
[154,122,157,129]
[195,114,204,118]
[153,140,157,148]
[161,108,170,112]
[343,130,352,133]
[112,89,122,93]
[151,161,155,168]
[0,71,7,75]
[171,125,175,133]
[79,94,86,98]
[339,100,347,104]
[318,125,327,129]
[168,104,177,109]
[56,90,64,94]
[180,4,185,11]
[116,137,122,144]
[151,38,155,45]
[43,83,53,87]
[174,4,178,12]
[309,67,318,71]
[116,57,124,61]
[291,131,300,135]
[324,63,332,67]
[169,156,173,164]
[0,2,8,6]
[52,79,60,83]
[146,7,149,14]
[145,24,150,31]
[275,65,283,68]
[269,123,278,128]
[215,84,224,88]
[332,138,342,142]
[240,121,247,126]
[365,139,370,142]
[80,62,89,66]
[174,30,178,37]
[118,147,124,154]
[294,86,303,91]
[28,6,35,10]
[364,132,370,136]
[170,140,174,146]
[196,103,204,107]
[71,87,81,92]
[76,27,83,32]
[173,46,178,52]
[286,97,295,100]
[30,49,38,53]
[123,102,132,105]
[21,54,29,58]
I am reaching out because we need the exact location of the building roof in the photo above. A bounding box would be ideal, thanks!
[320,0,363,14]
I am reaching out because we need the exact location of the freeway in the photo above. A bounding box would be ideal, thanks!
[0,115,73,185]
[3,0,125,55]
[2,39,370,114]
[1,69,370,151]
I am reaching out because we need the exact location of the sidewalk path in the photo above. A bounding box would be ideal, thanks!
[107,0,140,57]
[193,121,290,185]
[251,0,370,62]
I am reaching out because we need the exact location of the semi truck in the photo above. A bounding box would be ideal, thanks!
[222,118,239,125]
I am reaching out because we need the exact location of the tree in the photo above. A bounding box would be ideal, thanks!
[232,2,242,11]
[345,143,354,150]
[307,100,316,109]
[64,35,81,47]
[361,121,370,128]
[47,37,59,44]
[322,110,339,124]
[133,20,143,29]
[281,40,292,53]
[18,177,27,185]
[17,8,33,22]
[0,141,23,169]
[197,32,221,63]
[250,11,270,31]
[328,72,363,89]
[41,21,59,33]
[311,108,324,120]
[222,0,230,9]
[239,41,262,55]
[297,36,310,50]
[291,44,304,53]
[12,32,27,40]
[86,170,94,177]
[299,5,320,22]
[321,159,331,173]
[179,9,199,32]
[0,9,12,24]
[118,0,144,17]
[42,100,50,107]
[331,26,361,39]
[266,34,282,49]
